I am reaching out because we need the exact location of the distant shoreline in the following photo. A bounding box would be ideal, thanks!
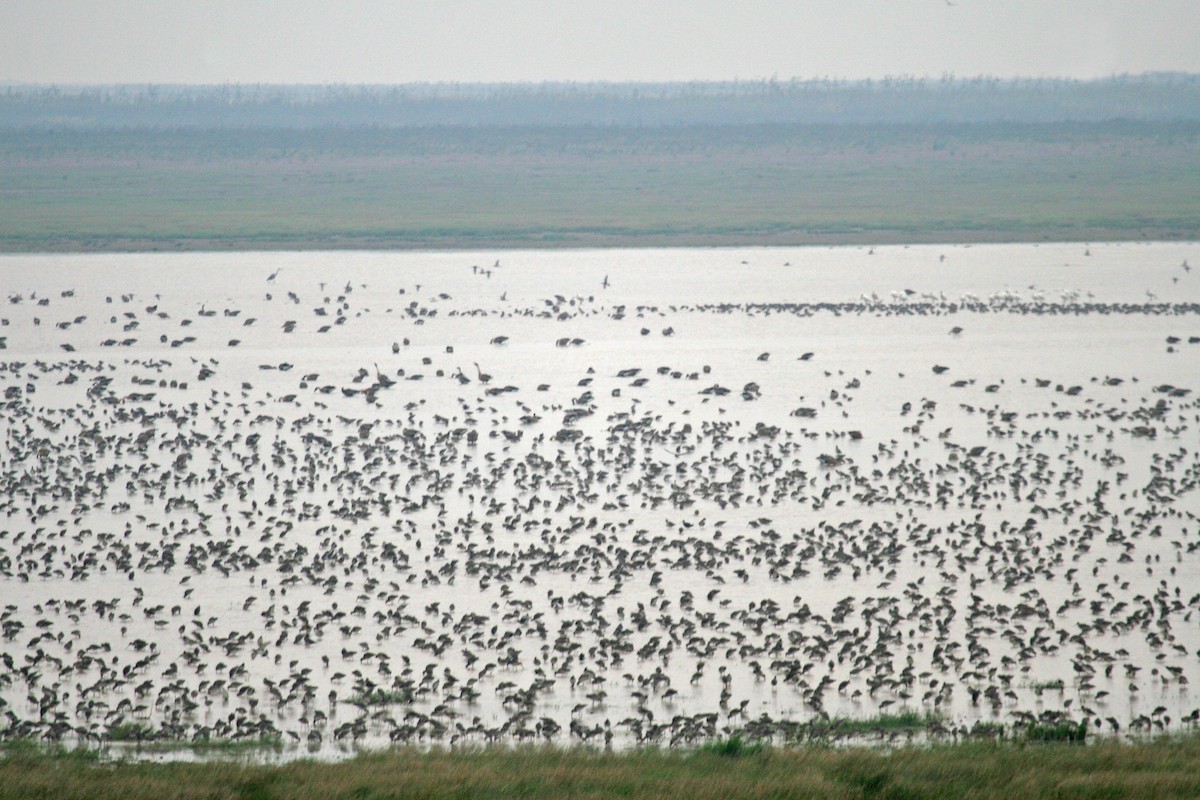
[4,121,1197,255]
[3,226,1197,254]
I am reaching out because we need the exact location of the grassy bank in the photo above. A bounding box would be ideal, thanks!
[4,737,1200,799]
[2,122,1198,251]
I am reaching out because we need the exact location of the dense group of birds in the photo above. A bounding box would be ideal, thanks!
[0,246,1198,755]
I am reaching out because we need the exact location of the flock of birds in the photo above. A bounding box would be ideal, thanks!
[0,245,1198,756]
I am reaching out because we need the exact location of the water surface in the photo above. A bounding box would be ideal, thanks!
[1,242,1198,755]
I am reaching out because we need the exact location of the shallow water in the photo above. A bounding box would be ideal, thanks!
[1,242,1199,756]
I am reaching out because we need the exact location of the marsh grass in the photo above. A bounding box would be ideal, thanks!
[2,123,1198,251]
[801,711,942,740]
[5,737,1200,799]
[696,736,768,758]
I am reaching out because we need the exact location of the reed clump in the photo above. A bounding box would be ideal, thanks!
[807,710,941,737]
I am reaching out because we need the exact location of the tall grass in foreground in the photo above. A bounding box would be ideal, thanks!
[4,737,1200,799]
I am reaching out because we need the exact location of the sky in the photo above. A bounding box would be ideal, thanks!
[2,0,1198,85]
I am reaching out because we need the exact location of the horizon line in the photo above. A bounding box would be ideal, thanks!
[3,71,1199,90]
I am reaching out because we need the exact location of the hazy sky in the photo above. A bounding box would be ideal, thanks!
[2,0,1198,84]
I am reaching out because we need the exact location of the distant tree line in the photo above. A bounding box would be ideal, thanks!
[2,74,1199,128]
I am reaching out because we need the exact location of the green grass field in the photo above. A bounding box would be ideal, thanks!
[2,122,1198,251]
[5,737,1200,799]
